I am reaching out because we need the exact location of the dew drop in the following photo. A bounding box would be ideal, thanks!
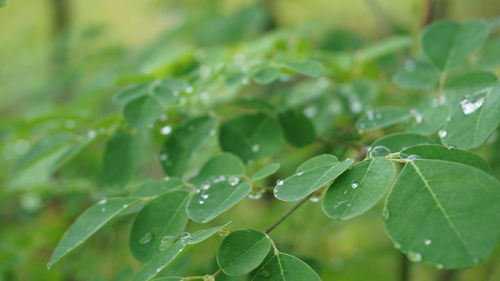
[201,183,210,190]
[101,207,106,212]
[296,171,304,176]
[251,144,260,153]
[248,189,265,200]
[139,232,153,245]
[198,200,205,204]
[436,264,444,269]
[309,195,320,203]
[394,242,401,249]
[460,97,485,115]
[98,199,107,205]
[160,154,168,161]
[408,251,422,262]
[160,125,172,135]
[383,208,390,220]
[228,176,240,186]
[186,86,194,93]
[203,275,215,281]
[367,110,374,120]
[424,239,432,245]
[351,181,359,189]
[369,146,391,158]
[438,129,447,138]
[276,179,284,186]
[201,194,209,200]
[406,154,421,161]
[87,130,98,139]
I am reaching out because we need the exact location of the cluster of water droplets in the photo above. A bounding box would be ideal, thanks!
[194,175,241,205]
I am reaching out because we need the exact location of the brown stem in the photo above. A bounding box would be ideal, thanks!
[264,194,312,234]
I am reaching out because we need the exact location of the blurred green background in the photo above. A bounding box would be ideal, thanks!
[1,0,500,281]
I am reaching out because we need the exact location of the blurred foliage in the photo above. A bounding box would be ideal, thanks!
[1,0,500,281]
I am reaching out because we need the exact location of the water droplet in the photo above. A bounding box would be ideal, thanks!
[186,86,193,93]
[198,200,205,204]
[122,204,129,208]
[406,154,421,160]
[309,195,320,203]
[201,183,210,190]
[87,130,97,139]
[209,129,216,136]
[98,199,107,205]
[410,109,423,124]
[156,267,162,273]
[436,264,444,269]
[408,251,422,262]
[438,129,447,138]
[424,239,432,245]
[296,171,304,176]
[100,207,106,212]
[160,125,172,135]
[160,154,168,161]
[276,179,284,186]
[369,146,391,158]
[367,110,374,120]
[201,193,209,199]
[139,232,153,245]
[248,189,265,200]
[394,242,401,249]
[350,101,363,113]
[228,176,240,186]
[383,208,390,220]
[460,97,485,115]
[251,144,260,153]
[351,181,359,189]
[203,275,215,281]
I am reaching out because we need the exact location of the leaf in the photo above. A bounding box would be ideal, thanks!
[356,107,410,131]
[392,69,438,90]
[13,133,74,173]
[129,191,190,263]
[102,130,145,187]
[408,105,451,135]
[217,229,271,276]
[123,95,163,128]
[132,242,185,281]
[189,153,245,186]
[323,157,395,220]
[48,197,144,268]
[371,133,434,153]
[234,97,275,111]
[444,71,498,104]
[113,84,148,106]
[384,159,500,268]
[219,112,283,163]
[49,136,95,173]
[253,65,281,85]
[421,20,490,71]
[150,83,181,106]
[131,178,185,197]
[442,84,500,149]
[278,108,316,147]
[282,60,324,78]
[274,158,354,202]
[251,253,321,281]
[297,154,339,172]
[161,115,217,177]
[400,144,491,173]
[250,163,280,182]
[184,222,231,245]
[187,182,252,223]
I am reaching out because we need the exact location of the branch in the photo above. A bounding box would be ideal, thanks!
[264,194,313,234]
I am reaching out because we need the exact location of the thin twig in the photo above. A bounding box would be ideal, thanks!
[264,194,313,234]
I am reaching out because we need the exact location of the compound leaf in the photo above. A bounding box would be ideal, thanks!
[278,108,316,147]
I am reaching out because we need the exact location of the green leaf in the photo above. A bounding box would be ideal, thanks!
[251,253,321,281]
[274,158,354,202]
[184,222,231,245]
[187,182,252,223]
[444,71,498,104]
[123,95,163,128]
[282,60,324,78]
[408,105,451,135]
[217,229,271,276]
[113,84,148,106]
[189,153,245,186]
[278,108,316,147]
[49,136,94,173]
[219,112,283,163]
[150,83,181,106]
[371,133,434,153]
[400,144,491,173]
[323,157,395,220]
[250,163,280,182]
[384,160,500,268]
[297,154,339,172]
[48,197,144,268]
[421,20,490,71]
[234,97,275,111]
[132,242,185,281]
[102,130,145,187]
[161,115,217,177]
[442,84,500,149]
[393,69,438,90]
[129,191,190,263]
[356,107,410,131]
[253,65,281,85]
[131,178,184,197]
[13,133,74,173]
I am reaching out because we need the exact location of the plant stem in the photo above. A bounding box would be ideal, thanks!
[438,270,457,281]
[264,194,312,234]
[399,252,411,281]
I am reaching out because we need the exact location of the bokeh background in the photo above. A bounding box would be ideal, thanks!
[1,0,500,281]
